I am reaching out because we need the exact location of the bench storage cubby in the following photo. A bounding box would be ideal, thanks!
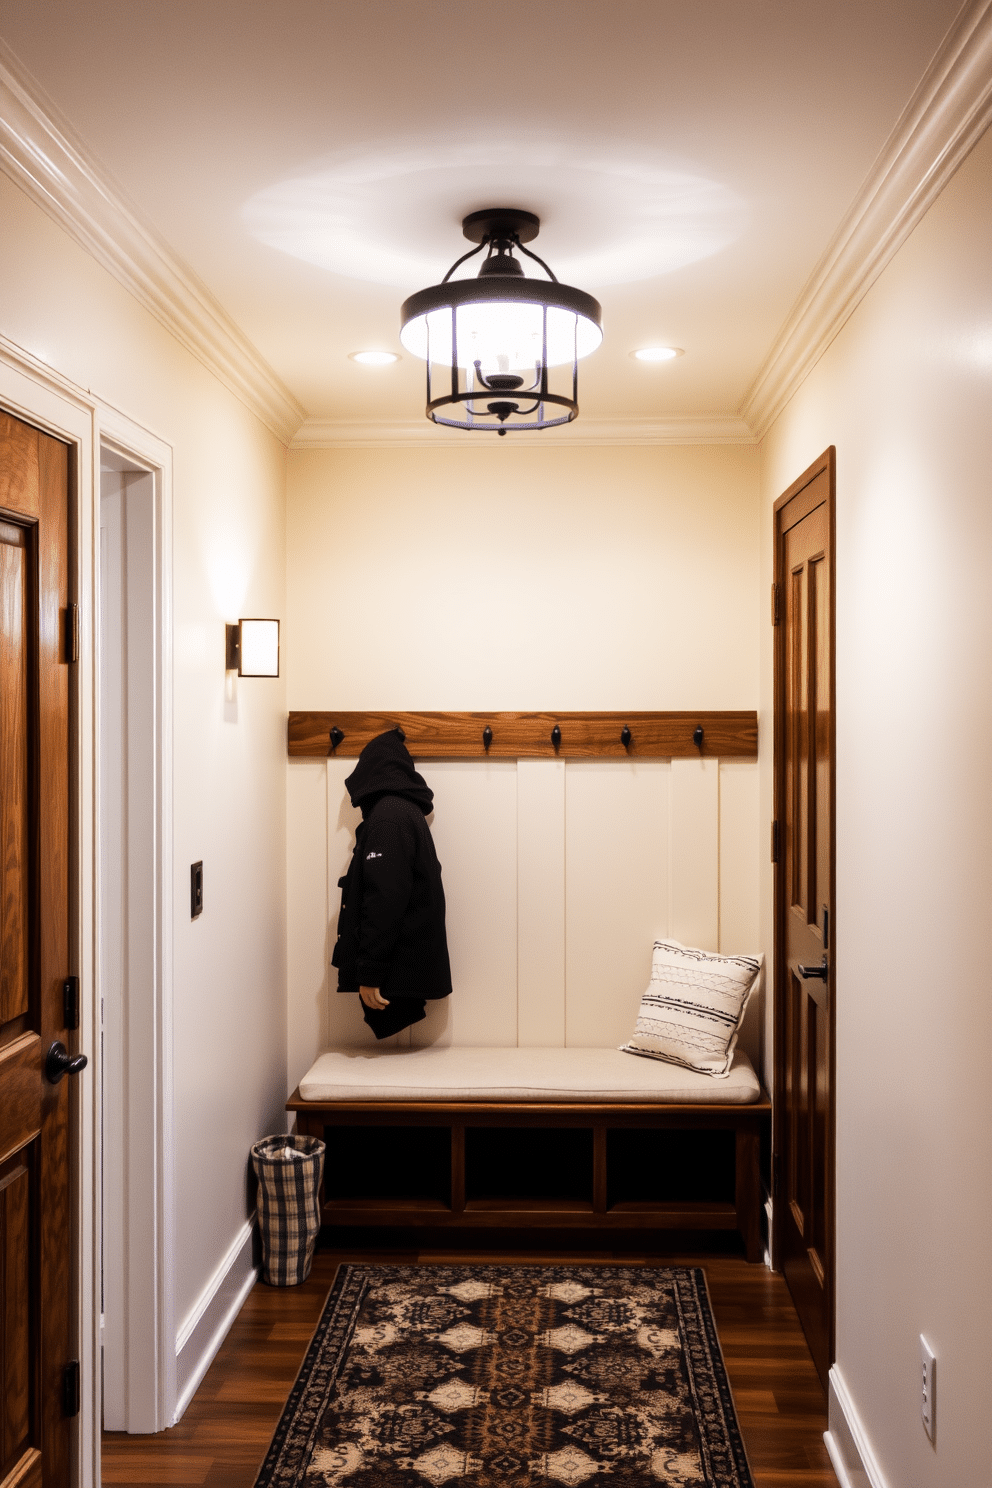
[288,1046,771,1261]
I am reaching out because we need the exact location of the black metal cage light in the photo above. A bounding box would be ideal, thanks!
[400,209,603,434]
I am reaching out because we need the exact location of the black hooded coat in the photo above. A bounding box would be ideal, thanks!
[331,731,451,1038]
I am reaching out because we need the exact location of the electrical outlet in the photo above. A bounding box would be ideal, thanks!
[920,1335,936,1442]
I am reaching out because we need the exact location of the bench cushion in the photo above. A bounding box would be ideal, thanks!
[298,1045,762,1104]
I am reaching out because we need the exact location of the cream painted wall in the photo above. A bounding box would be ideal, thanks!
[759,122,992,1488]
[0,174,289,1344]
[285,443,764,1091]
[286,444,759,710]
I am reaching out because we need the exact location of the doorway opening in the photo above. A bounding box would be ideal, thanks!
[99,441,175,1431]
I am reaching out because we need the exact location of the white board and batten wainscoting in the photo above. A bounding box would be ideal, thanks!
[287,753,762,1088]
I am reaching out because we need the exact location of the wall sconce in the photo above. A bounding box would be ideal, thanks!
[225,619,280,677]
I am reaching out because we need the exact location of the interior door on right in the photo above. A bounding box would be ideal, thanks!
[774,448,834,1389]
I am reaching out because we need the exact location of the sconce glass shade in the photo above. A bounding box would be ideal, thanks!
[227,618,280,677]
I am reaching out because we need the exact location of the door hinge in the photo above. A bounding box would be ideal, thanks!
[771,819,780,863]
[63,1361,80,1418]
[63,975,80,1031]
[771,581,781,626]
[65,602,79,663]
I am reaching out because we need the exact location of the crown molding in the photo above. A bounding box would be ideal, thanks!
[741,0,992,440]
[0,41,305,446]
[290,413,757,449]
[9,0,986,457]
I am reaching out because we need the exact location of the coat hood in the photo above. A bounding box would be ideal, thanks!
[344,730,434,815]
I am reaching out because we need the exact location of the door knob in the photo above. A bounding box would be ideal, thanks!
[45,1041,88,1085]
[797,958,829,981]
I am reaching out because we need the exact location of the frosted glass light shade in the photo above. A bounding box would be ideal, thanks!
[238,618,280,677]
[401,300,602,371]
[399,222,603,432]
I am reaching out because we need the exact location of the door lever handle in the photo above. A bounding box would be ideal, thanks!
[45,1041,88,1085]
[797,957,829,981]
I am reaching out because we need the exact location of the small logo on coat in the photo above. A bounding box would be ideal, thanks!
[366,851,383,860]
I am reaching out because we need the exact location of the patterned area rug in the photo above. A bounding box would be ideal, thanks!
[255,1265,754,1488]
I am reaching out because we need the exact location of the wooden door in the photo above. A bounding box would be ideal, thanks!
[0,411,75,1488]
[773,447,835,1388]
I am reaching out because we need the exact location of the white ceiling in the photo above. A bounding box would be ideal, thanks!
[0,0,966,430]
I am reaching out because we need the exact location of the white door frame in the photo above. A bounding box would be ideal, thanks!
[98,408,175,1433]
[0,331,175,1481]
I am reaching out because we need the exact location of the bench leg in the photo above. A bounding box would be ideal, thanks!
[735,1125,764,1264]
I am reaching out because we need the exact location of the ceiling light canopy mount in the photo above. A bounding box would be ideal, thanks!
[461,207,540,246]
[400,208,602,435]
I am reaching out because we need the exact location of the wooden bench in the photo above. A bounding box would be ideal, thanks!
[288,1046,770,1262]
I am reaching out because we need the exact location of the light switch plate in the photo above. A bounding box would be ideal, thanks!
[920,1334,936,1442]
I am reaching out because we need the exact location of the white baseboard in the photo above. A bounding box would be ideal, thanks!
[824,1364,890,1488]
[174,1217,259,1423]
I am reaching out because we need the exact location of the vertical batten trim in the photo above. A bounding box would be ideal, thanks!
[560,763,566,1046]
[325,756,335,1054]
[716,761,722,950]
[517,761,523,1047]
[517,759,566,1047]
[667,755,675,941]
[669,758,720,950]
[321,760,330,1052]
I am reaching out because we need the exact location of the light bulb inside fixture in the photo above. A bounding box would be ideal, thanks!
[632,346,683,362]
[401,302,602,373]
[349,349,400,365]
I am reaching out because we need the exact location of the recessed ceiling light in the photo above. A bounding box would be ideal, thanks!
[631,346,683,362]
[349,350,400,365]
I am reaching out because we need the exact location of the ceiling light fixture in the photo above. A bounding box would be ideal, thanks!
[400,209,603,435]
[631,346,683,362]
[349,349,400,365]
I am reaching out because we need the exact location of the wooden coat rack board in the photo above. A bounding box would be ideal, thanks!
[288,710,758,760]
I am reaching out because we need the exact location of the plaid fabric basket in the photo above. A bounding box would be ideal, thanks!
[251,1134,325,1286]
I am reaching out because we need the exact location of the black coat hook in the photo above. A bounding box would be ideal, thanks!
[551,723,562,751]
[693,725,704,749]
[394,726,406,742]
[482,725,493,751]
[621,725,632,749]
[329,725,344,751]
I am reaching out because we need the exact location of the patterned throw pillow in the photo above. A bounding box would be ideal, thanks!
[619,940,762,1078]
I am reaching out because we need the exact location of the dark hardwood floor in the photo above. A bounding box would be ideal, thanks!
[102,1240,838,1487]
